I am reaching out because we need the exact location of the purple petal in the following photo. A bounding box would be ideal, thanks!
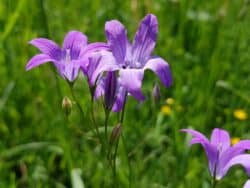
[244,180,250,188]
[181,129,209,144]
[132,14,158,63]
[143,57,172,87]
[217,140,250,177]
[29,38,61,60]
[64,60,81,82]
[210,128,230,153]
[181,129,218,176]
[62,31,88,59]
[104,71,118,110]
[26,54,55,70]
[119,68,145,101]
[81,42,109,57]
[221,154,250,180]
[94,78,105,99]
[112,85,126,112]
[105,20,128,64]
[89,51,119,86]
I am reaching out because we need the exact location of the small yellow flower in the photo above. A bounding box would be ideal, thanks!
[231,137,240,145]
[161,105,172,115]
[166,98,175,105]
[233,109,248,121]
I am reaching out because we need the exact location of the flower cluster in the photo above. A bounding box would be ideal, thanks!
[182,128,250,187]
[26,14,172,112]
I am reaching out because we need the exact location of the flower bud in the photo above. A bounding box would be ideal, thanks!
[62,96,72,116]
[104,71,117,111]
[110,124,122,144]
[152,83,161,104]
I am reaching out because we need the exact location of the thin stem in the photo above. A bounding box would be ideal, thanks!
[69,83,85,120]
[104,110,110,143]
[212,177,217,188]
[89,88,103,144]
[112,139,119,188]
[111,92,128,187]
[120,93,128,124]
[121,134,132,188]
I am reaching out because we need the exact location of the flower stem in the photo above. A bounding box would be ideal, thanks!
[121,134,132,187]
[89,87,103,145]
[212,177,217,188]
[68,83,85,120]
[104,109,110,143]
[111,92,128,187]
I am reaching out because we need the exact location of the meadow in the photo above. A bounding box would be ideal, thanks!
[0,0,250,187]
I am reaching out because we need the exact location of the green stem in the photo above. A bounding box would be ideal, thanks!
[104,110,110,144]
[69,83,85,120]
[121,134,132,188]
[111,92,128,187]
[120,93,128,124]
[212,177,217,188]
[112,139,119,188]
[89,89,103,144]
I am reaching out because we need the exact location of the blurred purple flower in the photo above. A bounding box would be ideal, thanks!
[181,128,250,180]
[26,31,108,82]
[244,180,250,188]
[102,14,172,102]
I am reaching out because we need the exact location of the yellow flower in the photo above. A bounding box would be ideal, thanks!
[161,105,172,115]
[231,137,240,145]
[166,98,175,105]
[233,109,248,121]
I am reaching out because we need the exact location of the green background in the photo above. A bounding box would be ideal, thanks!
[0,0,250,187]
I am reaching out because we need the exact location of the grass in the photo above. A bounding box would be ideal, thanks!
[0,0,250,187]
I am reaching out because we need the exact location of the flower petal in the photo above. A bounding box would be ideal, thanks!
[64,60,81,82]
[62,31,88,59]
[244,180,250,188]
[132,14,158,63]
[217,140,250,178]
[210,128,230,153]
[81,42,109,57]
[89,51,119,86]
[221,154,250,180]
[26,54,55,70]
[119,68,145,100]
[143,57,172,87]
[181,129,218,176]
[112,85,126,112]
[105,20,128,64]
[29,38,61,60]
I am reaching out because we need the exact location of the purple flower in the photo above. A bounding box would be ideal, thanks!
[99,14,172,106]
[26,31,108,82]
[104,71,117,111]
[181,128,250,180]
[94,72,125,112]
[244,180,250,188]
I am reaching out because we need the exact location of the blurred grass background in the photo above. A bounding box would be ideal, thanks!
[0,0,250,187]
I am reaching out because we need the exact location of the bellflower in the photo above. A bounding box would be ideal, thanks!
[244,180,250,188]
[26,31,108,82]
[99,14,172,106]
[94,72,125,112]
[181,128,250,180]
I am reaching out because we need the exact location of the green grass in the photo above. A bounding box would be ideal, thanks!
[0,0,250,187]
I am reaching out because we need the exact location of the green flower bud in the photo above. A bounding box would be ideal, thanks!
[62,96,72,116]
